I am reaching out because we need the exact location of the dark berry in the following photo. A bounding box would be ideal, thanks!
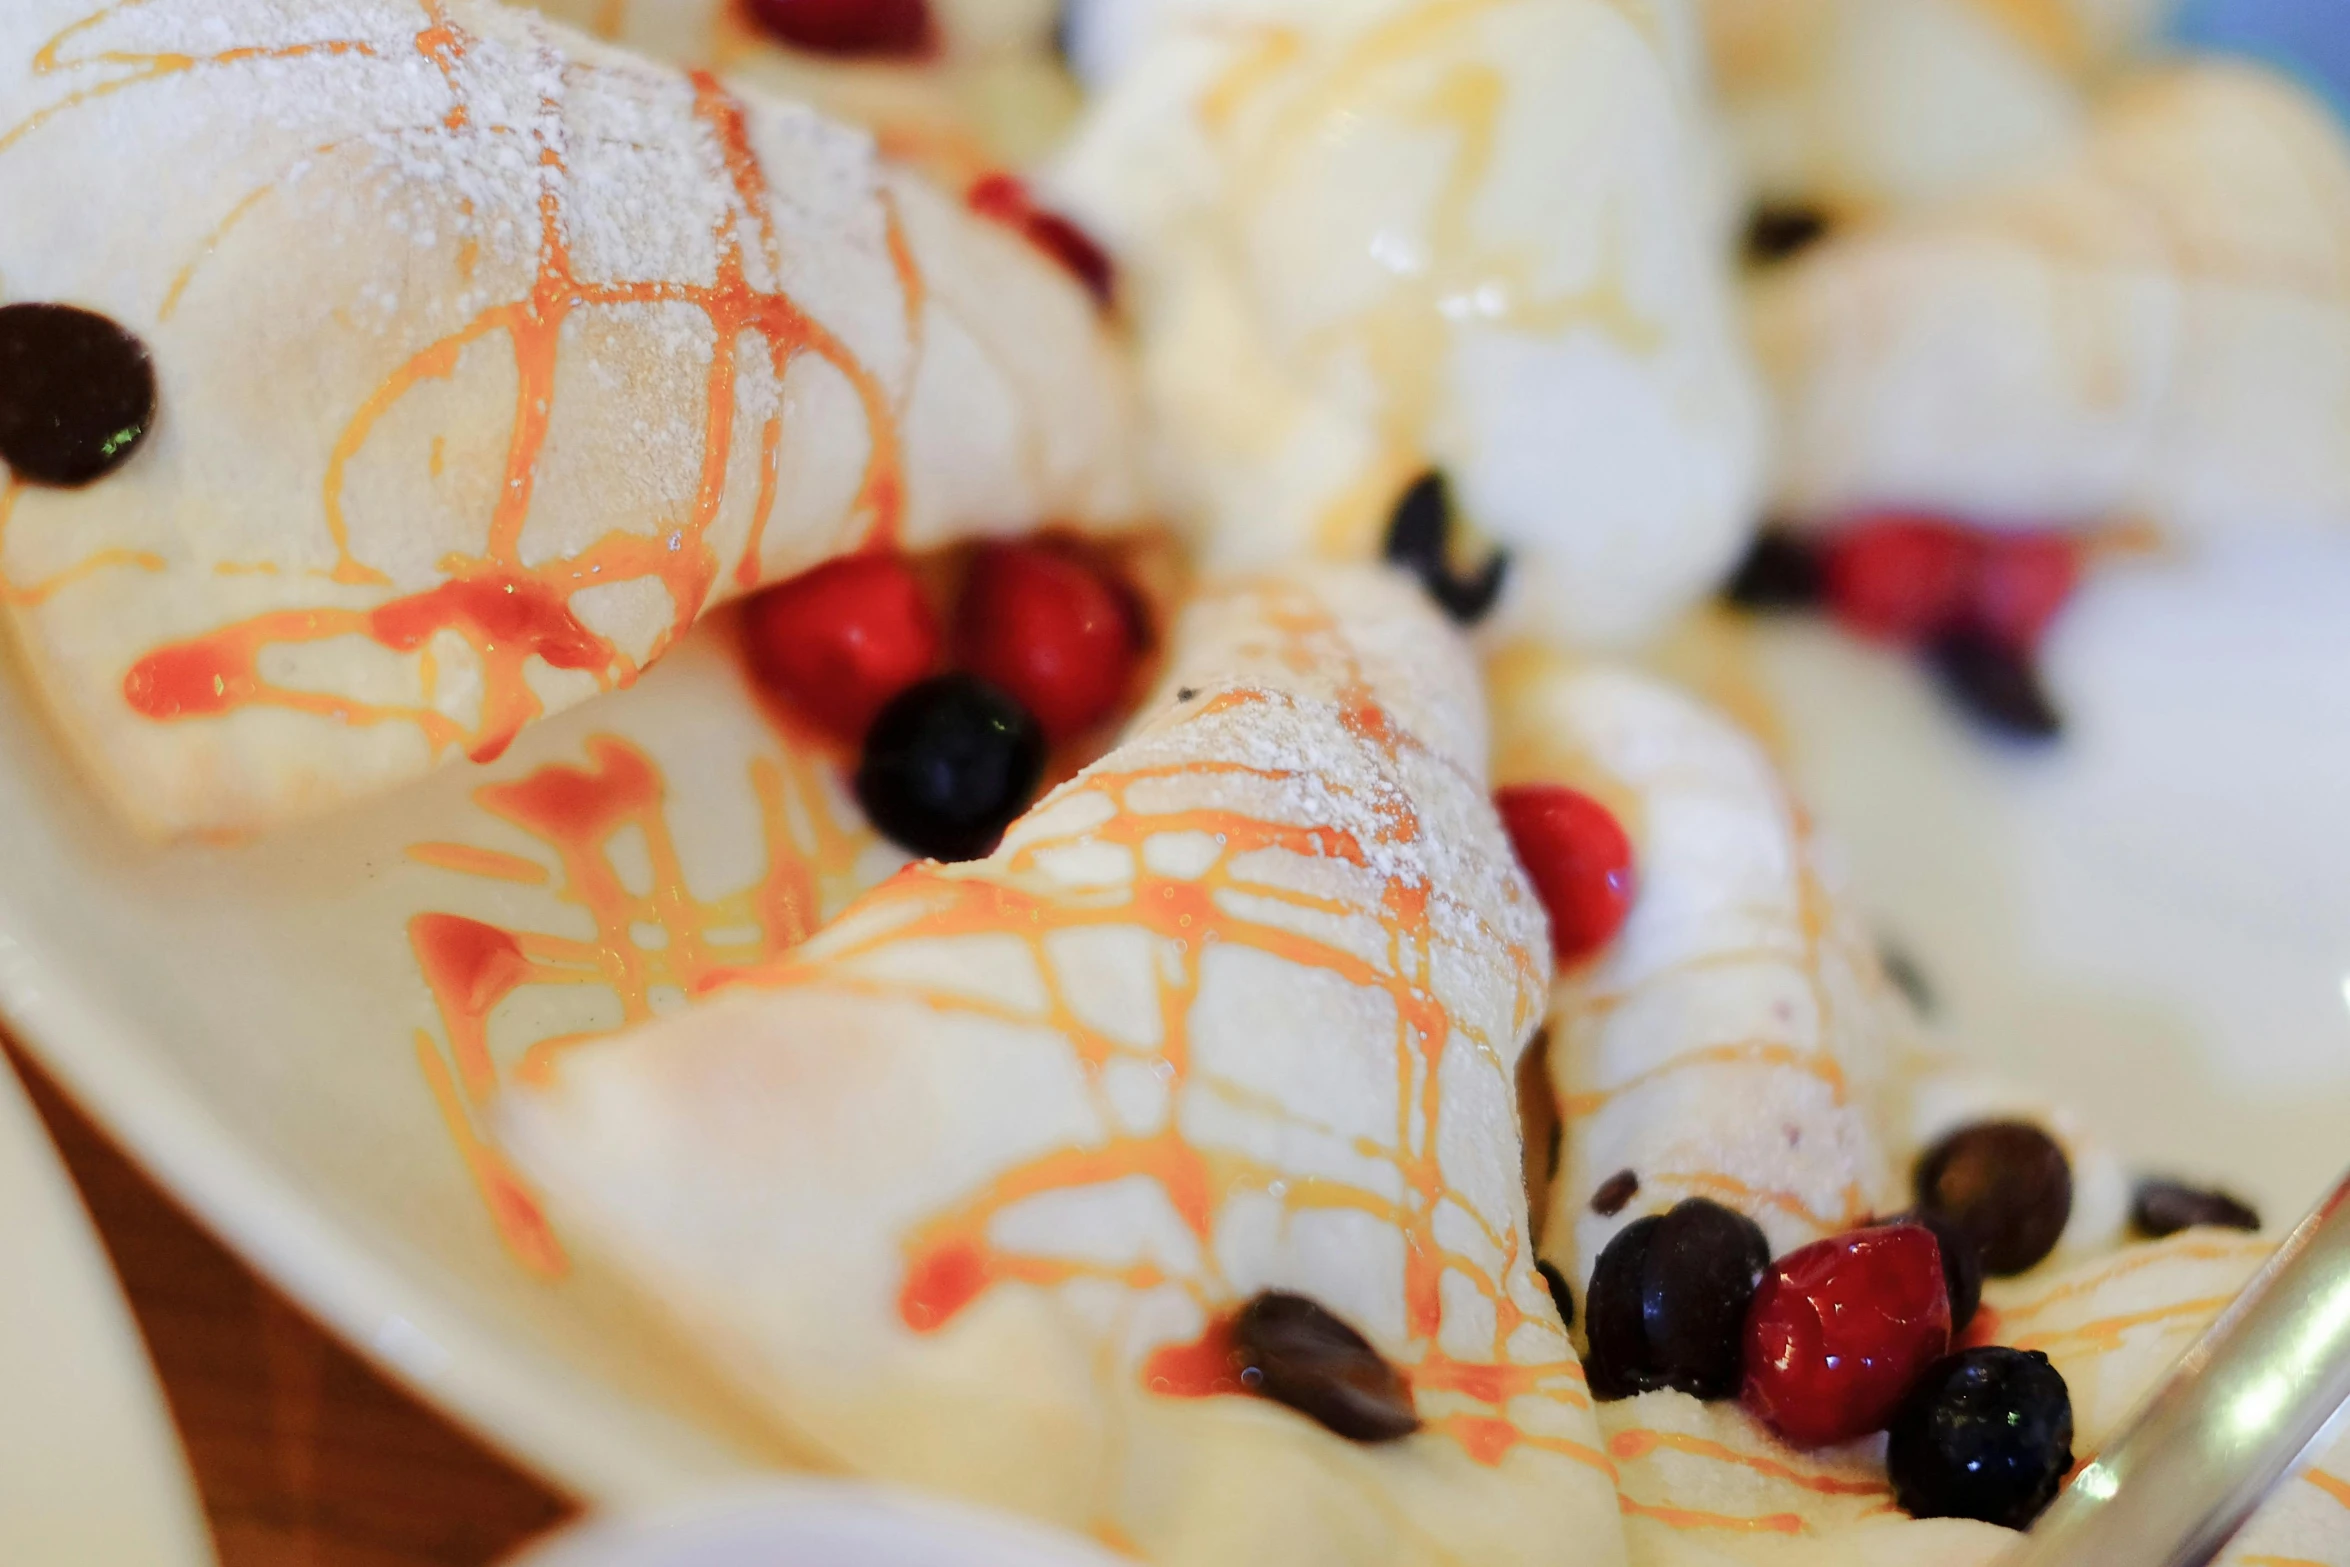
[740,0,935,57]
[1929,627,2062,742]
[1914,1121,2073,1277]
[0,302,156,487]
[1496,784,1636,963]
[1969,533,2079,653]
[1591,1168,1640,1217]
[854,674,1044,862]
[1584,1214,1663,1399]
[1382,471,1509,625]
[1585,1199,1769,1403]
[1744,203,1832,266]
[1887,1348,2073,1528]
[957,542,1137,741]
[1823,515,1979,644]
[1536,1258,1576,1331]
[1722,529,1825,611]
[966,175,1116,307]
[1878,1209,1984,1336]
[1230,1291,1419,1443]
[2131,1179,2260,1239]
[743,553,941,741]
[1744,1225,1953,1446]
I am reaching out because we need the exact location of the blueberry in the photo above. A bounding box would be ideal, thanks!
[1584,1198,1769,1402]
[2131,1179,2261,1239]
[1535,1258,1576,1331]
[1888,1347,2074,1529]
[854,673,1044,862]
[1230,1291,1419,1443]
[0,302,156,487]
[1915,1121,2073,1277]
[1721,530,1824,612]
[1382,471,1509,626]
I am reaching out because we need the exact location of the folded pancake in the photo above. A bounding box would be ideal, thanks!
[1704,0,2167,218]
[1049,0,1764,646]
[0,0,1138,836]
[504,566,1628,1567]
[1752,62,2350,538]
[526,0,1081,184]
[1490,645,1904,1280]
[1598,1229,2345,1564]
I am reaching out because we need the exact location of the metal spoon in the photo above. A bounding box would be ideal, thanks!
[2000,1164,2350,1566]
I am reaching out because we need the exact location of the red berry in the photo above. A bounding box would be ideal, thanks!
[1495,785,1636,963]
[743,553,941,741]
[1968,533,2079,653]
[1823,516,1980,644]
[958,543,1137,742]
[967,175,1116,307]
[1744,1225,1954,1447]
[740,0,935,56]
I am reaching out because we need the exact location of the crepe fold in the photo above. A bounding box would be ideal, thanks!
[504,566,1630,1567]
[1753,61,2350,538]
[0,0,1137,836]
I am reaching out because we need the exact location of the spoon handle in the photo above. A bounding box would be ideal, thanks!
[2001,1166,2350,1567]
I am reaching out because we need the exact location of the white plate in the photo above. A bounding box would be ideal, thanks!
[3,541,2347,1504]
[0,1055,214,1565]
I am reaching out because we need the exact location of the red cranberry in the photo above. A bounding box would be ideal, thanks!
[743,553,941,741]
[740,0,935,57]
[957,543,1137,742]
[1823,515,1980,644]
[1744,1225,1953,1447]
[1495,785,1636,963]
[966,175,1115,307]
[1969,533,2078,653]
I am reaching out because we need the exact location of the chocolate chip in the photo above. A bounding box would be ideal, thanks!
[1591,1169,1640,1217]
[1536,1258,1576,1331]
[1721,530,1824,612]
[1882,1208,1984,1334]
[1929,628,2062,742]
[2131,1179,2260,1239]
[1915,1122,2073,1277]
[0,302,156,487]
[1176,687,1199,702]
[1744,203,1833,266]
[1230,1292,1419,1443]
[1382,470,1509,626]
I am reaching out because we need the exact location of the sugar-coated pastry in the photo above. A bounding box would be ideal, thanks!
[1705,0,2168,217]
[1752,62,2350,539]
[0,0,1138,836]
[1490,645,1904,1279]
[1051,0,1764,646]
[505,566,1627,1567]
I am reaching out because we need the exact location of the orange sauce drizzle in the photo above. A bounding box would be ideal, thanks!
[2006,1296,2239,1357]
[1617,1495,1804,1535]
[704,584,1582,1471]
[404,686,878,1272]
[1556,1038,1850,1117]
[1607,1428,1890,1499]
[6,10,915,766]
[0,479,164,606]
[2307,1469,2350,1511]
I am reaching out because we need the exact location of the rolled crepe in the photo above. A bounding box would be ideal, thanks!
[1490,646,1903,1281]
[505,566,1627,1567]
[1704,0,2168,217]
[0,0,1137,836]
[1753,62,2350,538]
[1049,0,1764,646]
